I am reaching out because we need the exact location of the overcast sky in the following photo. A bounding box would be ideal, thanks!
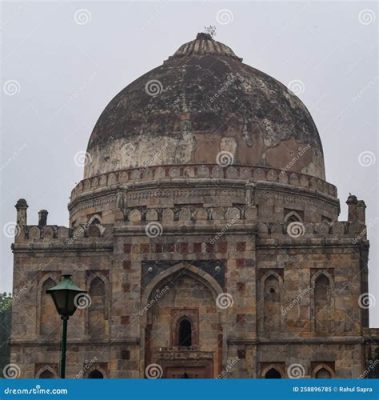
[1,0,378,326]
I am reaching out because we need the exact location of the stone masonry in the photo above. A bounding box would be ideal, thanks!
[9,33,378,379]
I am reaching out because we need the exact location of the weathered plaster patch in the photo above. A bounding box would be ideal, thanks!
[220,137,237,154]
[85,133,196,177]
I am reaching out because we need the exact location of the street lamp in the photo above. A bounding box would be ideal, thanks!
[47,274,87,378]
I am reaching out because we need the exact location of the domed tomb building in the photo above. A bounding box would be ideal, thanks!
[10,33,378,378]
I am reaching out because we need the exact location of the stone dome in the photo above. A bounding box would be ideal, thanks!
[84,33,325,179]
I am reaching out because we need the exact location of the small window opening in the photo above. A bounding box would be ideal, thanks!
[178,319,192,347]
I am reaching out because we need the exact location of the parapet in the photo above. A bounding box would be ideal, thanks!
[13,223,112,245]
[70,165,338,202]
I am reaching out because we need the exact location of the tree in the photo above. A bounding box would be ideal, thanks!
[0,293,12,378]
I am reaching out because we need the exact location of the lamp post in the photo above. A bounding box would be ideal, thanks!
[47,275,86,378]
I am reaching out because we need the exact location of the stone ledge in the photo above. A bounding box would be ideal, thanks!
[114,223,257,236]
[70,164,338,202]
[257,238,369,248]
[12,242,113,253]
[12,221,369,245]
[68,175,339,214]
[10,338,140,346]
[157,350,214,360]
[228,336,366,345]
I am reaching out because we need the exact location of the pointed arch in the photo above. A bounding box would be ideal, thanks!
[177,317,192,347]
[88,214,102,225]
[87,275,107,338]
[311,271,334,334]
[311,270,334,289]
[87,368,105,378]
[312,364,334,378]
[265,368,282,378]
[261,365,284,378]
[141,263,225,378]
[284,210,302,223]
[142,262,224,311]
[260,271,283,335]
[86,215,105,238]
[90,276,106,296]
[39,276,59,337]
[36,366,57,378]
[261,270,283,285]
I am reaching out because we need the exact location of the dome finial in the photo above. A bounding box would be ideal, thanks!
[196,32,213,41]
[203,25,216,39]
[170,31,242,61]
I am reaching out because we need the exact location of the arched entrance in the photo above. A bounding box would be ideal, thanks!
[88,369,104,379]
[142,263,224,378]
[37,367,57,379]
[313,364,334,378]
[264,368,282,378]
[315,368,331,378]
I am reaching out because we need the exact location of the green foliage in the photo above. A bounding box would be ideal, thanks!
[0,292,12,376]
[0,293,12,313]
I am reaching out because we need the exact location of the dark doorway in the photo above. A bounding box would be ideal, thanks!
[265,368,282,378]
[178,319,192,346]
[88,369,104,378]
[165,366,210,378]
[315,368,331,378]
[39,370,55,378]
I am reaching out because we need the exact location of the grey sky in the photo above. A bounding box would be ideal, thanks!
[1,1,378,326]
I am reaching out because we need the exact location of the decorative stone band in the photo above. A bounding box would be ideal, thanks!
[228,336,370,345]
[157,350,214,360]
[12,224,113,244]
[13,220,368,245]
[10,338,139,346]
[68,178,339,224]
[70,165,337,202]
